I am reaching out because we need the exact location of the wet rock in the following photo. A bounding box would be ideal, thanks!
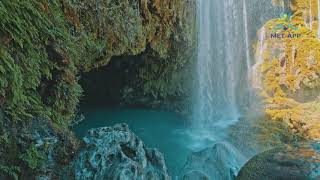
[181,143,245,180]
[182,170,209,180]
[74,123,169,180]
[236,143,320,180]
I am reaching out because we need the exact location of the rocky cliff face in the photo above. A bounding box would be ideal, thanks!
[0,0,197,123]
[75,0,197,69]
[0,0,196,179]
[77,0,197,113]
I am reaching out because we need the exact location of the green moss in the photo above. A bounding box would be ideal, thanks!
[0,165,20,180]
[19,145,46,170]
[0,0,104,124]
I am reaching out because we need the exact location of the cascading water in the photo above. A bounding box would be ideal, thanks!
[243,0,251,76]
[195,0,287,129]
[192,0,286,178]
[193,1,252,177]
[195,0,246,128]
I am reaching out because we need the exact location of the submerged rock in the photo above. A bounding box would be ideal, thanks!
[74,123,169,180]
[181,143,245,180]
[236,143,320,180]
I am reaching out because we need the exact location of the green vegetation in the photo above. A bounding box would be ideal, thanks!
[19,145,46,170]
[0,0,103,124]
[0,1,104,178]
[253,0,320,140]
[0,165,20,180]
[0,129,21,179]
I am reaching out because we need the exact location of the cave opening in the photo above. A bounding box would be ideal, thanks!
[79,54,143,109]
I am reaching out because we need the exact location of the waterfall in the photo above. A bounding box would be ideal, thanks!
[191,1,290,179]
[243,0,251,76]
[252,27,266,89]
[195,0,250,128]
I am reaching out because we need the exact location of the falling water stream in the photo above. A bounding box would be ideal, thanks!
[191,0,286,178]
[195,0,244,128]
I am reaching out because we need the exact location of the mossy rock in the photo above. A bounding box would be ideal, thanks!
[237,143,320,180]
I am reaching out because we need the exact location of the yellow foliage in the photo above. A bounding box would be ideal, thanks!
[290,0,319,17]
[252,1,320,140]
[272,0,319,18]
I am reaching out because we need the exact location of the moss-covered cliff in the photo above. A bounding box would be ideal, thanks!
[253,0,320,140]
[78,0,197,112]
[0,0,196,178]
[0,0,196,124]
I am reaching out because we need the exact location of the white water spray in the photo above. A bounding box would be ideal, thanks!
[252,27,266,89]
[243,0,251,76]
[193,0,290,179]
[196,0,247,128]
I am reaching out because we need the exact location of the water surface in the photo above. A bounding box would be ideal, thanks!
[74,108,247,178]
[75,108,215,177]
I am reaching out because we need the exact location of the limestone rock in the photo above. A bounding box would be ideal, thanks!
[74,123,169,180]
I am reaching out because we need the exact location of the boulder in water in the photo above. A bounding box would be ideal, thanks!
[181,143,245,180]
[182,170,209,180]
[236,143,320,180]
[73,123,169,180]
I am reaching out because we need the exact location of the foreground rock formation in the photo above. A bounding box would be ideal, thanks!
[252,0,320,140]
[73,124,169,180]
[237,142,320,180]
